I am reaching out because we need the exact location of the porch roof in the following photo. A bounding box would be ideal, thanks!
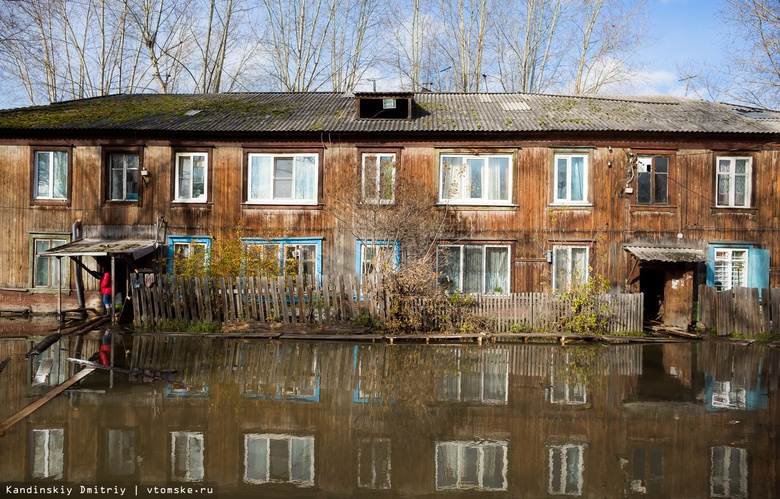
[624,245,707,263]
[41,238,158,260]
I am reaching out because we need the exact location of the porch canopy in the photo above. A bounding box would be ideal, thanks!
[41,238,158,259]
[624,245,707,263]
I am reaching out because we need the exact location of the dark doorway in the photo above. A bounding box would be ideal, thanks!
[640,266,665,322]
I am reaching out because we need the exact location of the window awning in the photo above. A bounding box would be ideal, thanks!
[624,245,707,263]
[41,238,158,260]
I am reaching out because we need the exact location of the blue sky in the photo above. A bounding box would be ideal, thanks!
[630,0,727,95]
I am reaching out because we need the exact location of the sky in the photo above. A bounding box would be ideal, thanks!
[629,0,728,96]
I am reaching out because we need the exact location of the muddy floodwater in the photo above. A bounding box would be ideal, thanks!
[0,332,778,498]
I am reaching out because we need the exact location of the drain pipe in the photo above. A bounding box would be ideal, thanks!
[72,220,86,319]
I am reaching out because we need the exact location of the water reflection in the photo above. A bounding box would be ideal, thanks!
[0,336,777,498]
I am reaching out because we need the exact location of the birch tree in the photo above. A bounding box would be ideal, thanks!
[434,0,492,92]
[722,0,780,107]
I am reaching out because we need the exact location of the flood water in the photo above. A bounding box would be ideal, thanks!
[0,332,778,498]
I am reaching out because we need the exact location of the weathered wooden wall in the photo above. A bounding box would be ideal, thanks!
[1,134,778,312]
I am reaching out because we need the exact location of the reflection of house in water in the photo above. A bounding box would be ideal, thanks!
[0,340,776,498]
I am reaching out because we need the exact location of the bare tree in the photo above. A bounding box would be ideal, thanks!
[433,0,493,92]
[328,0,385,92]
[722,0,780,107]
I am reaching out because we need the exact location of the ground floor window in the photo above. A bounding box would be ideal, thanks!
[552,246,589,291]
[357,240,399,275]
[31,235,69,289]
[168,236,211,275]
[243,238,322,278]
[707,245,769,291]
[437,244,510,294]
[714,248,747,291]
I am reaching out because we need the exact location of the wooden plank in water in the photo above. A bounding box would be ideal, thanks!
[279,334,383,341]
[0,367,95,436]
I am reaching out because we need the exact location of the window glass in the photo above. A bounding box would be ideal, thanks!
[34,151,68,200]
[108,153,139,201]
[716,157,751,207]
[33,237,67,288]
[714,249,747,290]
[248,153,318,204]
[440,154,511,204]
[554,153,588,204]
[553,246,589,290]
[438,245,509,294]
[175,153,208,202]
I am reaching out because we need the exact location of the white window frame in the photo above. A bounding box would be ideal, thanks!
[247,153,319,205]
[107,152,140,201]
[362,153,396,204]
[31,428,65,479]
[553,153,589,205]
[435,440,508,491]
[170,431,205,482]
[552,246,589,291]
[439,154,512,205]
[715,156,752,208]
[711,446,747,498]
[437,244,511,294]
[357,438,391,489]
[174,152,208,202]
[243,434,315,487]
[713,248,747,291]
[548,444,585,496]
[34,150,68,200]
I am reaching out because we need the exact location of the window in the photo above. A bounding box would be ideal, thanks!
[168,237,210,275]
[362,153,395,204]
[552,246,589,291]
[244,238,321,277]
[548,444,585,496]
[440,154,511,204]
[174,152,207,202]
[435,440,507,491]
[357,438,391,489]
[243,434,315,487]
[630,447,663,495]
[553,153,588,204]
[357,241,399,275]
[711,380,746,410]
[711,446,747,498]
[31,428,65,480]
[436,348,509,404]
[716,157,751,207]
[32,236,68,289]
[438,245,510,294]
[107,152,139,201]
[170,431,204,482]
[106,429,136,476]
[714,248,747,291]
[248,153,318,204]
[636,156,668,204]
[34,150,68,200]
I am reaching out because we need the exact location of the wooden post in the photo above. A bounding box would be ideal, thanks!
[110,255,116,388]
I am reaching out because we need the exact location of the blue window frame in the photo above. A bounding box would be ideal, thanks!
[356,240,400,276]
[242,237,323,278]
[706,244,769,291]
[167,236,211,274]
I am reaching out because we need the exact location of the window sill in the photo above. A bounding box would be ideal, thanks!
[28,288,72,294]
[630,205,677,213]
[710,206,757,215]
[105,200,140,205]
[172,201,212,208]
[548,203,593,210]
[31,199,70,207]
[436,203,517,211]
[243,203,323,210]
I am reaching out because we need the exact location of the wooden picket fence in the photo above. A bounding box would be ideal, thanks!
[699,285,780,337]
[130,273,643,334]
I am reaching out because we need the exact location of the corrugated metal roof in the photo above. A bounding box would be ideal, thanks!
[41,239,158,259]
[624,246,707,263]
[1,92,779,135]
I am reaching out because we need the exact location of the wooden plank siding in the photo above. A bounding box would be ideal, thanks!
[1,130,779,320]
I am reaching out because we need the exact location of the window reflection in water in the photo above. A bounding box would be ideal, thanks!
[435,441,507,491]
[31,428,64,480]
[548,444,585,496]
[357,438,391,489]
[244,434,315,487]
[170,431,204,482]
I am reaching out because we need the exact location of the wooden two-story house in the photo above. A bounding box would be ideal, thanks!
[0,92,778,327]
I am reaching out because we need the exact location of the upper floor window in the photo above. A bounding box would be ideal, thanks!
[174,152,207,202]
[248,153,318,204]
[636,156,668,205]
[170,431,204,482]
[362,153,395,204]
[244,434,315,486]
[31,428,65,480]
[34,150,68,201]
[548,444,585,496]
[440,154,511,205]
[716,157,751,208]
[107,152,139,201]
[553,246,589,291]
[435,440,508,491]
[438,244,510,294]
[553,153,588,205]
[711,446,747,498]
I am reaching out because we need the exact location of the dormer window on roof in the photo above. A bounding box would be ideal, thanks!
[355,92,413,119]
